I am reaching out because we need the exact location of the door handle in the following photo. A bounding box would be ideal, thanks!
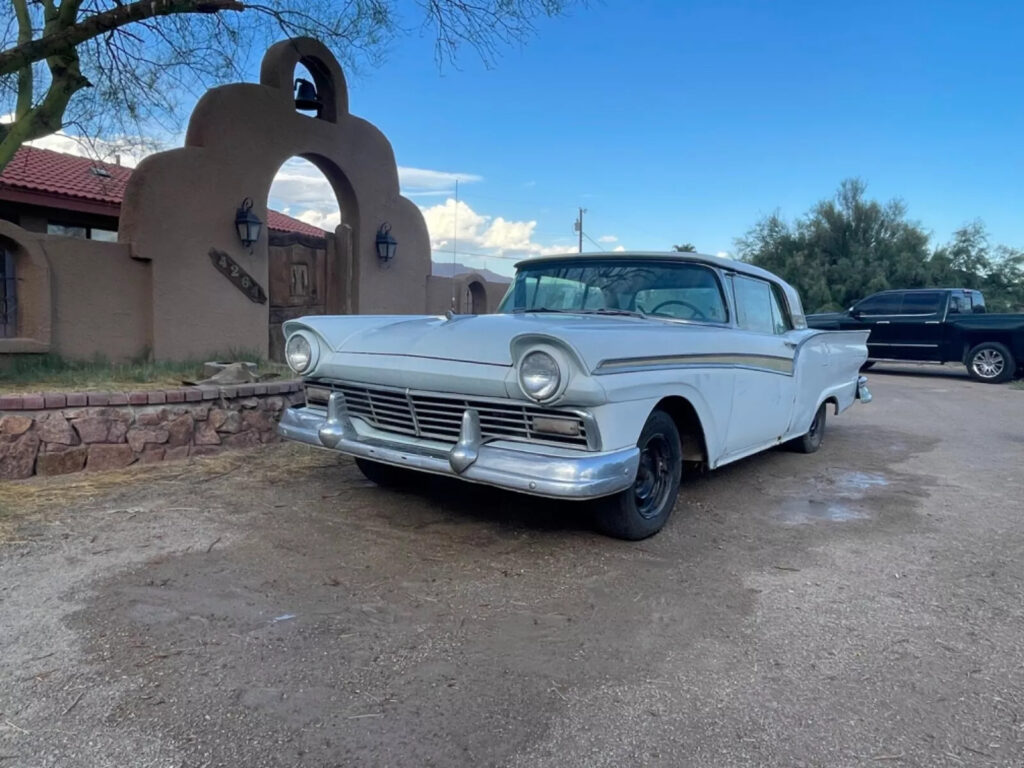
[925,320,940,324]
[783,339,799,349]
[875,320,890,324]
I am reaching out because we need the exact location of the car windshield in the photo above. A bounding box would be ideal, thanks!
[497,259,729,323]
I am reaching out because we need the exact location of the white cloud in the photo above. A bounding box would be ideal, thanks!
[398,167,482,195]
[613,245,626,252]
[598,234,618,244]
[23,129,159,167]
[419,198,573,263]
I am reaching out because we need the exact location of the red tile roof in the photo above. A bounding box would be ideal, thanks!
[0,146,326,237]
[0,146,130,210]
[266,209,330,238]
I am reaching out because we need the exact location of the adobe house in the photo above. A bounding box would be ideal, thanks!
[0,37,506,363]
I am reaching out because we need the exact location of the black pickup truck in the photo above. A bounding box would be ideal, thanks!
[807,288,1024,383]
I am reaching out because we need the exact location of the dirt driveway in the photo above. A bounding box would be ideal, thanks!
[2,368,1023,767]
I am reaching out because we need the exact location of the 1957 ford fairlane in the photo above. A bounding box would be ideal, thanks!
[278,252,872,539]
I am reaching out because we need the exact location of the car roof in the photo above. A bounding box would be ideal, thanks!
[513,251,784,283]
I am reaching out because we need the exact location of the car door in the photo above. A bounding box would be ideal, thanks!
[886,291,947,360]
[848,292,903,358]
[723,275,798,455]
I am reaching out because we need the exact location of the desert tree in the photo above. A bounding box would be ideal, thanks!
[0,0,580,169]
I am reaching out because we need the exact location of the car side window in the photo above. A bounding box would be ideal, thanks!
[900,292,944,315]
[854,293,901,315]
[769,284,793,334]
[733,276,779,334]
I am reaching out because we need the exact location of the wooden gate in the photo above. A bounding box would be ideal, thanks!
[268,237,328,362]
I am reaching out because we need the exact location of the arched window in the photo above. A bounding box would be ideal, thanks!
[0,246,15,338]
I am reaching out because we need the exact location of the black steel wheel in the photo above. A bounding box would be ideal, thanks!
[789,402,827,454]
[966,341,1015,383]
[592,410,682,540]
[354,457,418,488]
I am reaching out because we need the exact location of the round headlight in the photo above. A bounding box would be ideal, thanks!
[285,334,315,373]
[519,350,561,401]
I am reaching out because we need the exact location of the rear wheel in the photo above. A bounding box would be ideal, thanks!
[592,410,682,541]
[966,342,1015,383]
[354,457,417,488]
[789,402,827,454]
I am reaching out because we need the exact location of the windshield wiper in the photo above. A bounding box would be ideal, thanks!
[511,307,575,314]
[577,308,648,318]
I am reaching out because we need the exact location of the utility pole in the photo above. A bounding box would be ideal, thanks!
[574,207,587,253]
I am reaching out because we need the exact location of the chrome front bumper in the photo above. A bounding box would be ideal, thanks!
[278,393,639,500]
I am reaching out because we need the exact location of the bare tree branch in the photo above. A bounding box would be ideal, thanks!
[0,0,244,76]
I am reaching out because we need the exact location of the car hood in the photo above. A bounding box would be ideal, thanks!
[287,313,736,372]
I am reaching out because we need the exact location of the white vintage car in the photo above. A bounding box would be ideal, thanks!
[278,252,872,539]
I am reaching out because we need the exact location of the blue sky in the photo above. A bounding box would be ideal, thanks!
[317,0,1022,274]
[34,0,1023,276]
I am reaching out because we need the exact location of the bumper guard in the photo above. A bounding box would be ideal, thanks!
[278,393,639,500]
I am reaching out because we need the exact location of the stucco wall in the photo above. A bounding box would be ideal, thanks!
[427,275,509,315]
[41,237,150,360]
[118,38,433,362]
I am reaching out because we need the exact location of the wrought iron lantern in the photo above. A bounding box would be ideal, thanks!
[376,223,397,263]
[294,78,322,113]
[234,197,262,247]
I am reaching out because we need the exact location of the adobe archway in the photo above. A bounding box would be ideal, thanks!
[119,37,431,360]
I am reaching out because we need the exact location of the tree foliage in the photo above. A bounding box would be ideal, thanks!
[0,0,580,170]
[672,243,696,252]
[736,179,1024,314]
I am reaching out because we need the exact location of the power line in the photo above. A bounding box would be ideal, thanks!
[582,231,607,252]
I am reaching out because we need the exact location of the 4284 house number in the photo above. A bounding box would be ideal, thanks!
[209,249,267,304]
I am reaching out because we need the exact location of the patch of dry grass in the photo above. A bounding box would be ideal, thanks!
[0,444,342,541]
[0,351,290,394]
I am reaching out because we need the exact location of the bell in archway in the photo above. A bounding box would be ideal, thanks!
[294,78,322,113]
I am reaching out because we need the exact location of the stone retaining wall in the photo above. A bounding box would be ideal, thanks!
[0,382,303,480]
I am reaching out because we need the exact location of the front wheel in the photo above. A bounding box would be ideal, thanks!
[591,410,682,541]
[966,342,1015,383]
[354,457,418,488]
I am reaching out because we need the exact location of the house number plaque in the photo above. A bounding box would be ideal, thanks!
[209,249,267,304]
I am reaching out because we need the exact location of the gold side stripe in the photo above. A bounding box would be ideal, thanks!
[596,353,794,375]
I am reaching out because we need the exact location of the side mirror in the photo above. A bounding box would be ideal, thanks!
[849,307,860,318]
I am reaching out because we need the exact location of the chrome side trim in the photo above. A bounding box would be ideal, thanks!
[595,353,794,376]
[278,406,639,500]
[868,342,940,348]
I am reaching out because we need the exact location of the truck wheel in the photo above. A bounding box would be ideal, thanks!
[966,342,1015,383]
[592,410,682,541]
[354,458,417,488]
[789,402,827,454]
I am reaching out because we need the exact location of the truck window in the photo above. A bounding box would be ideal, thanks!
[854,293,901,315]
[900,292,944,315]
[949,295,970,314]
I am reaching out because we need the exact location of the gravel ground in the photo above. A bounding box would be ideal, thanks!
[1,366,1023,767]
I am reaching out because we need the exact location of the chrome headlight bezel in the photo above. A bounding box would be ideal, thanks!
[285,332,319,375]
[518,349,563,402]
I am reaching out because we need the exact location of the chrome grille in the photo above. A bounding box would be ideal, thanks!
[306,381,591,449]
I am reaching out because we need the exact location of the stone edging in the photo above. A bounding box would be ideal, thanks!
[0,382,305,480]
[0,381,302,410]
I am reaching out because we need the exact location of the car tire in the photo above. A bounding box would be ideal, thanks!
[790,402,827,454]
[354,458,417,488]
[966,342,1015,384]
[592,410,682,541]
